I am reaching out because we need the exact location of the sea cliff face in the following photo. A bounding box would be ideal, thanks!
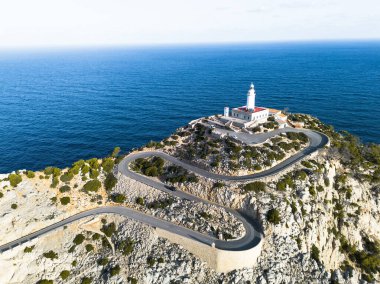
[0,114,379,284]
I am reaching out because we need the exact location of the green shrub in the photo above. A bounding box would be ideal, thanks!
[311,244,320,262]
[73,159,85,168]
[243,181,266,193]
[87,158,99,170]
[101,222,116,237]
[145,166,158,177]
[59,185,71,193]
[11,203,17,209]
[199,211,212,219]
[51,177,59,188]
[317,185,324,192]
[111,146,121,157]
[135,197,144,206]
[267,208,281,224]
[43,250,58,260]
[81,165,90,175]
[290,201,297,214]
[112,193,126,203]
[147,257,156,267]
[309,186,316,197]
[9,173,22,187]
[295,170,307,181]
[81,277,92,284]
[73,234,85,245]
[213,182,225,188]
[60,197,70,205]
[118,238,134,255]
[24,245,35,253]
[127,277,138,284]
[110,265,121,276]
[276,180,287,191]
[71,260,77,266]
[102,158,115,173]
[37,280,53,284]
[51,196,57,203]
[157,257,164,263]
[92,233,100,240]
[97,257,109,266]
[60,172,74,182]
[69,165,80,175]
[301,161,313,168]
[60,270,70,280]
[26,171,35,178]
[83,180,101,193]
[85,244,94,252]
[89,169,99,179]
[0,192,3,198]
[104,173,117,191]
[44,167,61,176]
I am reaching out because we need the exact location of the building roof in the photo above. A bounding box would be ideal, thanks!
[267,108,281,114]
[233,106,267,113]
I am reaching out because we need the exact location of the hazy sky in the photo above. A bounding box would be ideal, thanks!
[0,0,379,48]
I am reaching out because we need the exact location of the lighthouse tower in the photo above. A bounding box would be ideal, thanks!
[246,83,256,111]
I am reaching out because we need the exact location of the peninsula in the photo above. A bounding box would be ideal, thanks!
[0,85,379,284]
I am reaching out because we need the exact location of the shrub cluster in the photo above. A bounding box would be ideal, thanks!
[266,208,281,224]
[60,197,70,205]
[118,238,134,255]
[243,181,266,193]
[9,173,22,187]
[83,179,101,193]
[104,173,117,191]
[73,234,85,245]
[60,270,70,280]
[101,222,116,237]
[132,156,164,177]
[147,198,174,210]
[43,250,58,260]
[112,193,126,203]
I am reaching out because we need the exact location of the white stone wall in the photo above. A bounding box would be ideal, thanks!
[155,228,263,273]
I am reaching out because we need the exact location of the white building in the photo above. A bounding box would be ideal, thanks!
[222,83,269,127]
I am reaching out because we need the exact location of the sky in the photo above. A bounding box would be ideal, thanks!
[0,0,379,48]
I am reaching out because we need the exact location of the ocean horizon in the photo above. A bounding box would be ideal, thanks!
[0,41,379,173]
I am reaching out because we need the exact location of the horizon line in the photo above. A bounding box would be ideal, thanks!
[0,38,379,52]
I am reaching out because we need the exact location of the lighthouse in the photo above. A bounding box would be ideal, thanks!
[246,82,256,111]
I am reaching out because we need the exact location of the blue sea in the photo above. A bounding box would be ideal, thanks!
[0,42,379,173]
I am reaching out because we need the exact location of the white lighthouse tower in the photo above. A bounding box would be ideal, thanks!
[246,83,256,111]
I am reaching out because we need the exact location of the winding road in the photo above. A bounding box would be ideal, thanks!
[0,127,329,254]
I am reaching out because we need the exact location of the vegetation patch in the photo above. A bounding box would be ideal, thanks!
[60,196,70,205]
[117,238,134,255]
[24,245,35,253]
[104,173,117,191]
[97,257,109,266]
[26,171,35,178]
[102,158,115,173]
[267,208,281,224]
[60,270,70,280]
[83,179,101,193]
[9,173,22,187]
[101,222,116,237]
[112,193,126,203]
[73,234,85,245]
[243,181,266,193]
[59,185,71,193]
[43,250,58,260]
[110,265,121,276]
